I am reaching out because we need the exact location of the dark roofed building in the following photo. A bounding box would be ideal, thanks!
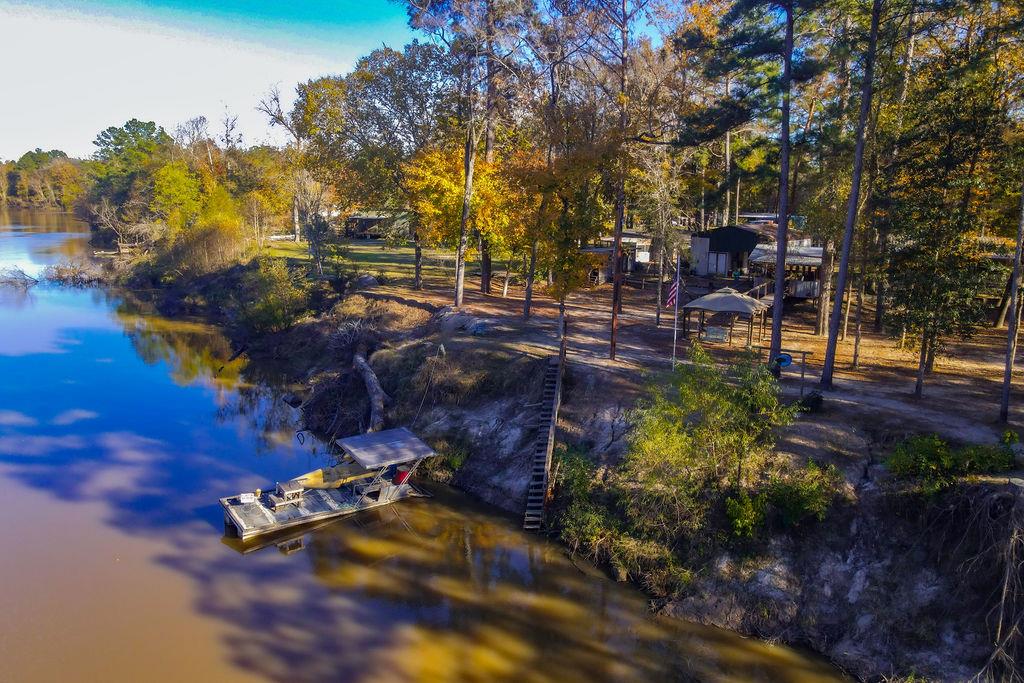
[690,224,777,276]
[344,211,409,239]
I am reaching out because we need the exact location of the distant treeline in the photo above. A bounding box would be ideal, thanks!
[2,118,297,278]
[1,148,85,210]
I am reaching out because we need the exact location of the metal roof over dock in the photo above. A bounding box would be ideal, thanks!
[336,427,436,469]
[748,243,823,267]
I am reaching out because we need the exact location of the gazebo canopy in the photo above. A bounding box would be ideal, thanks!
[683,287,767,316]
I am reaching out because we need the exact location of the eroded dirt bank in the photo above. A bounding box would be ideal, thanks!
[662,395,1022,682]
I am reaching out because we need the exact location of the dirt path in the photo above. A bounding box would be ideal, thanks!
[368,272,1024,451]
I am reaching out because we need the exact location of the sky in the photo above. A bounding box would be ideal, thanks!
[0,0,414,160]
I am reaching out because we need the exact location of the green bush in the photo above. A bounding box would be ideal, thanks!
[560,499,617,557]
[608,533,693,597]
[767,462,841,527]
[237,257,308,334]
[726,490,767,538]
[549,344,806,596]
[420,437,470,483]
[888,434,953,479]
[619,343,796,547]
[555,444,595,501]
[887,433,1015,495]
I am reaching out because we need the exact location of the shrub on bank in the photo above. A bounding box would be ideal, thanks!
[725,461,842,539]
[237,257,308,334]
[726,490,767,539]
[887,432,1016,495]
[420,437,470,484]
[767,461,842,528]
[551,346,831,598]
[553,444,692,597]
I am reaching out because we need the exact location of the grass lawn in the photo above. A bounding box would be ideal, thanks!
[263,237,489,287]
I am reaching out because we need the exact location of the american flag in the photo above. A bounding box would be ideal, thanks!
[665,280,679,307]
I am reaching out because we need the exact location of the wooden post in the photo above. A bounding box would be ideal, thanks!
[671,253,681,366]
[800,351,807,397]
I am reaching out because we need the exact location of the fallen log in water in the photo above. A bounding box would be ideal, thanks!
[0,267,38,288]
[42,261,103,286]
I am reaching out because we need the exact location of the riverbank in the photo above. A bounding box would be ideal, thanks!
[183,274,1024,681]
[41,228,1024,682]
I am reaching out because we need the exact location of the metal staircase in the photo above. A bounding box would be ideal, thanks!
[523,354,563,531]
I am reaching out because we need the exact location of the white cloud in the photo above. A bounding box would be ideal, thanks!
[51,409,99,426]
[0,410,37,427]
[0,3,344,159]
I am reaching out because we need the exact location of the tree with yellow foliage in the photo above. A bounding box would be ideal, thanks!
[404,141,537,291]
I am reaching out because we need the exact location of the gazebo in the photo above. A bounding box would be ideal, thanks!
[683,287,768,346]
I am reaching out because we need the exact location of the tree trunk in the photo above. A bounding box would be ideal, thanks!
[655,248,665,327]
[502,263,510,298]
[842,280,853,340]
[999,184,1024,422]
[816,238,834,335]
[523,239,538,319]
[734,175,741,224]
[820,0,880,387]
[455,119,477,308]
[480,237,492,293]
[788,96,818,213]
[414,236,423,290]
[699,162,706,229]
[353,343,391,433]
[815,240,831,335]
[477,0,497,295]
[853,257,866,369]
[484,0,497,165]
[524,58,557,321]
[914,326,928,398]
[724,131,731,222]
[292,196,301,242]
[996,270,1014,328]
[609,5,629,361]
[558,298,566,340]
[769,5,795,360]
[876,6,917,332]
[724,74,732,222]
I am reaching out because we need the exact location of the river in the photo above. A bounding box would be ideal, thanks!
[0,207,843,682]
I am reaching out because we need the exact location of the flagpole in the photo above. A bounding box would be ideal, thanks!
[671,252,681,367]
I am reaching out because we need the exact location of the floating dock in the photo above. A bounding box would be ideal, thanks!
[221,427,435,541]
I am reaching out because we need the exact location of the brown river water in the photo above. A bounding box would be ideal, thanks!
[0,208,844,682]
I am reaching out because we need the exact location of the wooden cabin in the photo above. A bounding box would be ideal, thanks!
[344,211,408,239]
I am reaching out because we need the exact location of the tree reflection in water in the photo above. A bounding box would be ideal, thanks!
[114,295,308,456]
[191,487,842,683]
